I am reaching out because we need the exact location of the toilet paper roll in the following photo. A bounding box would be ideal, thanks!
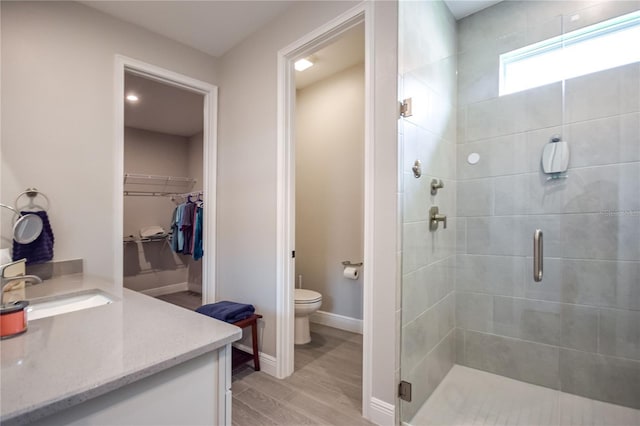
[343,266,359,280]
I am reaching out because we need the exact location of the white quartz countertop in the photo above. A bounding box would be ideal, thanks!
[0,274,242,425]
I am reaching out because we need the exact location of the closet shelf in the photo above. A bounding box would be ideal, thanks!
[123,173,196,196]
[123,235,170,244]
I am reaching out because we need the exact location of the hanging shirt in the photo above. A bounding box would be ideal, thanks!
[176,203,187,253]
[190,202,198,254]
[170,205,181,253]
[193,205,204,261]
[181,202,196,255]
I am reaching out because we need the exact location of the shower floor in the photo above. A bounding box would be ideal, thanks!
[408,365,639,426]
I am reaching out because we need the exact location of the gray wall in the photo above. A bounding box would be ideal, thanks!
[1,1,219,281]
[455,0,640,409]
[371,0,400,410]
[123,127,190,238]
[295,63,364,321]
[399,0,458,421]
[188,132,204,193]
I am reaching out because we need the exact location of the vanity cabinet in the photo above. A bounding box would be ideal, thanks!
[28,346,231,426]
[0,276,241,426]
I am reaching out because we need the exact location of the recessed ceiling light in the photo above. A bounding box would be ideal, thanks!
[126,94,139,102]
[294,58,314,72]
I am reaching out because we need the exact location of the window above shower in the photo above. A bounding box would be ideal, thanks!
[499,9,640,96]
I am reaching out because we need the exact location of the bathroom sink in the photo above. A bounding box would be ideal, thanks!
[27,290,114,321]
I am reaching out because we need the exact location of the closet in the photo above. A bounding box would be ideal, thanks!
[122,72,204,310]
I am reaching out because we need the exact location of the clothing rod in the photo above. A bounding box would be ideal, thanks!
[173,191,203,198]
[170,192,204,203]
[124,191,175,197]
[123,191,204,197]
[123,173,196,183]
[123,236,169,243]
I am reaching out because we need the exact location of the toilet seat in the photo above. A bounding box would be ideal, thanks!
[294,289,322,344]
[294,288,322,304]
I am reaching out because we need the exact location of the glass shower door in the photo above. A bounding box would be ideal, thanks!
[398,0,459,422]
[399,1,639,424]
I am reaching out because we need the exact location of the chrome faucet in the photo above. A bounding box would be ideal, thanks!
[1,259,42,304]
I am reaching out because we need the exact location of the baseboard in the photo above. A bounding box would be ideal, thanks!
[310,310,363,334]
[233,343,277,377]
[187,282,202,293]
[139,282,189,297]
[368,397,395,426]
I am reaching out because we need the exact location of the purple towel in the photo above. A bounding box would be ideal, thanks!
[196,301,255,323]
[12,211,54,265]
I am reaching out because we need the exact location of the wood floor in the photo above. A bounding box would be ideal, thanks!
[232,323,373,426]
[155,290,202,310]
[155,293,370,425]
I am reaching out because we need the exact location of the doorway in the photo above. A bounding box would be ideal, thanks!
[292,16,365,401]
[294,23,365,336]
[275,1,379,419]
[115,56,218,305]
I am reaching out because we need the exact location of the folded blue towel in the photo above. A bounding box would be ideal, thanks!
[196,301,255,323]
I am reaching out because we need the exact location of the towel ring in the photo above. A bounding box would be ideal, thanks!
[15,188,50,212]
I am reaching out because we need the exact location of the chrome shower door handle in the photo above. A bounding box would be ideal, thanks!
[533,229,543,282]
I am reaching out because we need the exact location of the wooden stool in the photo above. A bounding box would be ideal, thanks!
[230,313,262,371]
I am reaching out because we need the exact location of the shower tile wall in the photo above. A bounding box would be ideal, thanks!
[455,0,640,409]
[399,0,458,420]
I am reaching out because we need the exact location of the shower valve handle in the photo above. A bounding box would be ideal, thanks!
[429,206,447,231]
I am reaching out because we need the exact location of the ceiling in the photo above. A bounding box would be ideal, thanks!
[444,0,503,19]
[296,24,365,90]
[81,1,292,57]
[124,73,203,137]
[83,1,501,61]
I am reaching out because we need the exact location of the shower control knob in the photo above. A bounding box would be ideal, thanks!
[429,206,447,231]
[430,178,444,195]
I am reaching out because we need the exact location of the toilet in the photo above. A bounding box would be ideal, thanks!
[294,288,322,345]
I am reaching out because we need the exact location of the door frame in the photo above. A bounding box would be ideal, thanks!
[275,1,375,418]
[114,55,218,304]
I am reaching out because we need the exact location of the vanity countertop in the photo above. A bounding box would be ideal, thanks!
[0,274,242,425]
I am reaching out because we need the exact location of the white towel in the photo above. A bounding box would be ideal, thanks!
[139,225,166,238]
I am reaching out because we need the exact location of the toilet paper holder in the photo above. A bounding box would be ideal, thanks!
[341,261,363,267]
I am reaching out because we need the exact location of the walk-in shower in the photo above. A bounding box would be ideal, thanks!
[399,1,639,424]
